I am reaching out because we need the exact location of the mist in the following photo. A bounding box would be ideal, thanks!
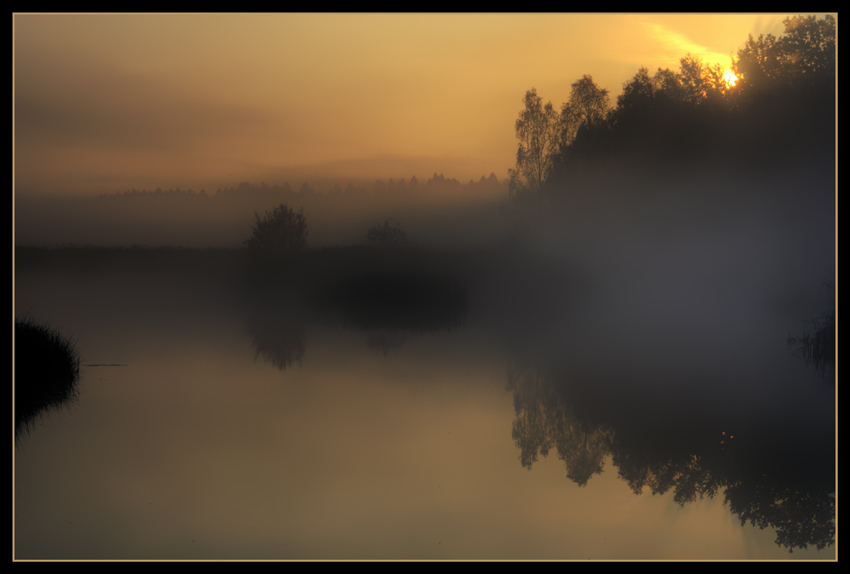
[14,13,835,560]
[14,173,510,249]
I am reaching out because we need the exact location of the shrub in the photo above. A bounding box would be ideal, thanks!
[365,219,414,249]
[245,203,308,254]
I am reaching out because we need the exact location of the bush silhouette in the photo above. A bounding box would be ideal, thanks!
[245,203,308,254]
[365,219,413,249]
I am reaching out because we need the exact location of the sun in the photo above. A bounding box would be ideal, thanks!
[723,70,738,87]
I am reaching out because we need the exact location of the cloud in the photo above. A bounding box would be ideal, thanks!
[15,66,279,154]
[640,21,733,70]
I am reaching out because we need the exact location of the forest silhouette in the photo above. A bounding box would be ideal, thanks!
[509,15,834,197]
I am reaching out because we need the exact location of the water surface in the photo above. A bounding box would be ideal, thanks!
[14,245,835,560]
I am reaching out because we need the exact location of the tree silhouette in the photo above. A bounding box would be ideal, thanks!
[734,14,835,93]
[778,15,836,82]
[678,53,728,105]
[558,75,610,168]
[244,203,307,254]
[616,67,655,113]
[653,66,686,102]
[508,88,558,196]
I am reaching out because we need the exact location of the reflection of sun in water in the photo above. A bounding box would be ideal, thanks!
[723,70,738,87]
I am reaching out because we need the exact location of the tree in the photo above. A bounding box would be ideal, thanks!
[609,67,659,152]
[508,88,558,196]
[677,54,731,111]
[652,67,686,102]
[679,53,713,104]
[778,14,836,82]
[558,75,610,168]
[245,203,308,254]
[734,32,784,93]
[616,66,655,112]
[733,14,835,93]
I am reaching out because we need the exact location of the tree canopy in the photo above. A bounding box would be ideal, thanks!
[507,14,835,194]
[734,14,835,92]
[508,88,558,196]
[559,75,611,146]
[245,203,308,254]
[557,75,611,167]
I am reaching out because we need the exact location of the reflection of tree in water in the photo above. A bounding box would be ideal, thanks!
[245,307,307,371]
[309,250,467,356]
[614,449,722,506]
[506,364,835,553]
[788,282,835,387]
[364,329,410,356]
[316,270,467,334]
[725,480,835,553]
[507,365,613,486]
[239,246,468,361]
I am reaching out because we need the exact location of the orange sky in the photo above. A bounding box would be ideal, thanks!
[14,13,801,196]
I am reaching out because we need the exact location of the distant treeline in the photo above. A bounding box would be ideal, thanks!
[93,172,507,203]
[17,171,511,249]
[509,15,835,196]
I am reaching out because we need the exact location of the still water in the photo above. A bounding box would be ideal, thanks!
[14,244,835,560]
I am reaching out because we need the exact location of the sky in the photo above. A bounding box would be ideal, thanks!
[13,13,799,197]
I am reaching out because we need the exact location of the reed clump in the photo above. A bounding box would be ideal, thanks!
[15,317,81,436]
[788,281,835,384]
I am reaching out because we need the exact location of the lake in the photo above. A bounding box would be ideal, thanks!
[13,234,835,560]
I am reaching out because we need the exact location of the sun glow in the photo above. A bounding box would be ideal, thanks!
[723,70,738,87]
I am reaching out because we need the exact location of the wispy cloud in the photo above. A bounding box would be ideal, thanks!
[641,21,734,69]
